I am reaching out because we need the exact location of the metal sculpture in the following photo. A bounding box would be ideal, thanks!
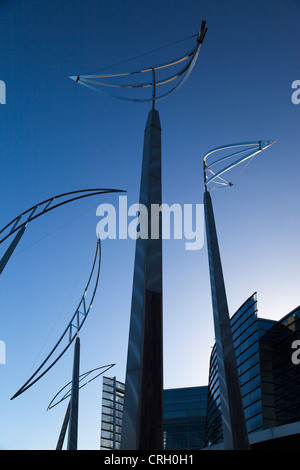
[47,363,115,411]
[203,140,275,189]
[0,188,124,276]
[70,23,207,450]
[70,21,207,106]
[11,237,102,400]
[47,359,115,451]
[203,140,275,449]
[68,335,80,450]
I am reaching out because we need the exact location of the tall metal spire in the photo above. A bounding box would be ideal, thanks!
[70,25,207,449]
[204,189,249,449]
[203,141,276,449]
[121,108,163,450]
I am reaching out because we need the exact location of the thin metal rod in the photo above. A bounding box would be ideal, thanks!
[152,67,156,108]
[11,238,101,400]
[56,401,70,450]
[0,225,26,276]
[0,188,125,244]
[47,363,115,410]
[113,377,117,449]
[67,336,80,450]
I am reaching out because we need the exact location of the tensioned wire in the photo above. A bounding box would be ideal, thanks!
[80,57,195,89]
[72,33,201,102]
[205,144,262,189]
[81,33,198,77]
[79,44,196,81]
[13,200,101,383]
[11,239,101,399]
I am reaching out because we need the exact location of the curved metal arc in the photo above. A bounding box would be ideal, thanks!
[0,188,125,245]
[78,43,197,81]
[144,20,206,102]
[160,39,202,101]
[204,141,276,187]
[71,22,207,103]
[75,50,199,104]
[203,141,260,158]
[206,148,262,185]
[79,54,194,90]
[207,145,259,169]
[11,238,102,400]
[204,145,260,187]
[137,34,203,103]
[47,363,115,410]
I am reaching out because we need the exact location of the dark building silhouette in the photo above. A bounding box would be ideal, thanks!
[205,293,300,448]
[100,294,300,450]
[163,386,208,450]
[259,305,300,429]
[100,379,208,451]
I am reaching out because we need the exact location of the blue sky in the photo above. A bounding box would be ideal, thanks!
[0,0,299,450]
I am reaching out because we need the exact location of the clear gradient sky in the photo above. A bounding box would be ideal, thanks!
[0,0,299,450]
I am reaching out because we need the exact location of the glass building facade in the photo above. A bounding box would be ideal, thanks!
[205,292,264,445]
[100,380,208,450]
[205,293,300,447]
[100,376,125,450]
[100,296,300,450]
[163,386,208,450]
[259,305,300,428]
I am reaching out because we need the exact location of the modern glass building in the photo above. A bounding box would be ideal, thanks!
[100,379,208,450]
[259,305,300,429]
[163,386,208,450]
[205,292,300,447]
[100,376,125,450]
[100,295,300,450]
[205,292,264,445]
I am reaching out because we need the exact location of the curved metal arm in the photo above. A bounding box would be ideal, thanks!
[70,21,207,104]
[47,363,115,410]
[11,238,102,400]
[0,188,125,245]
[203,140,276,189]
